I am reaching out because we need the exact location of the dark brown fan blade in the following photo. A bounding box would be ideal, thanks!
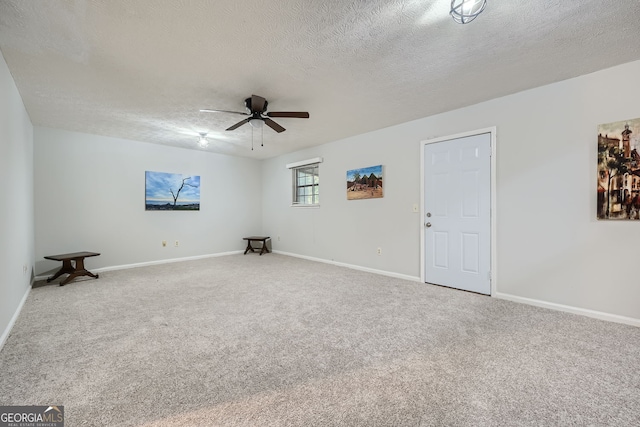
[263,118,286,133]
[200,109,248,116]
[266,111,310,118]
[226,118,250,131]
[251,95,267,113]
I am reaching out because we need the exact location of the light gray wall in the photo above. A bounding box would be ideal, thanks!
[262,60,640,321]
[262,134,421,278]
[0,50,34,343]
[34,128,263,274]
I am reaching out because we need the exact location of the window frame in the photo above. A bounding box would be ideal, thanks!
[286,157,323,207]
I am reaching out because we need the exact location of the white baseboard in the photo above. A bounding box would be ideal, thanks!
[494,292,640,328]
[34,250,243,281]
[0,285,31,352]
[273,250,421,283]
[275,252,639,327]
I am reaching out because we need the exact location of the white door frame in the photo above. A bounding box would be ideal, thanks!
[420,127,497,296]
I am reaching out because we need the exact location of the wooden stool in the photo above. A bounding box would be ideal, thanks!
[243,236,271,256]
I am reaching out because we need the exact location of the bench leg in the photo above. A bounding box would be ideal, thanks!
[60,270,99,286]
[61,257,99,286]
[244,241,255,255]
[259,239,270,255]
[47,259,75,283]
[51,257,100,286]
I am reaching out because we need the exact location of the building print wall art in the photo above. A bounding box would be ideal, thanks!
[145,171,200,210]
[597,118,640,220]
[347,165,383,200]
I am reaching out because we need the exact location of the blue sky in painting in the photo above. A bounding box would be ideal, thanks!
[145,171,200,203]
[346,165,382,181]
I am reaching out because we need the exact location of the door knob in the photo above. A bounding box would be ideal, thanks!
[425,222,432,228]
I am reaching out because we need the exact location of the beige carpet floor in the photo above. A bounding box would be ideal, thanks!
[1,254,639,426]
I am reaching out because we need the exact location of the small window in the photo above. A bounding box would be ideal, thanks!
[293,164,319,205]
[287,157,322,207]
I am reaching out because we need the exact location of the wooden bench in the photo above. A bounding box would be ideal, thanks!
[243,236,271,256]
[44,251,100,286]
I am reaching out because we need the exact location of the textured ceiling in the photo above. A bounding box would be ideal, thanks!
[1,0,639,159]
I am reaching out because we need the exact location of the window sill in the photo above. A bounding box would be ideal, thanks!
[290,204,320,208]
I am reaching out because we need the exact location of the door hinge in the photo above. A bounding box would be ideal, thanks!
[487,271,492,281]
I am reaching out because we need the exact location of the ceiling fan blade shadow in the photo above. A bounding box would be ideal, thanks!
[264,118,286,133]
[200,109,248,116]
[266,112,309,118]
[226,118,251,131]
[251,95,267,113]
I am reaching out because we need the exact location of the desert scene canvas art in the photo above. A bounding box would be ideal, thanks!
[347,165,383,200]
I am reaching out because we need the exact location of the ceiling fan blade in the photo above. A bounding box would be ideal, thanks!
[226,118,251,131]
[251,94,267,113]
[263,118,286,133]
[200,109,248,116]
[266,111,310,118]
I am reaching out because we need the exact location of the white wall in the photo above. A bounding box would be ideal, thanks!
[262,135,421,279]
[262,60,640,321]
[34,128,263,274]
[0,50,34,346]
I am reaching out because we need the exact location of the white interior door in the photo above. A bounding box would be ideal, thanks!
[423,133,491,295]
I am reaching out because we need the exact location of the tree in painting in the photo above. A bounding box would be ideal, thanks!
[170,177,197,208]
[598,145,628,218]
[351,172,361,191]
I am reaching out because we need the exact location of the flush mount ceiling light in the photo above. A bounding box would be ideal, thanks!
[450,0,487,24]
[197,132,209,148]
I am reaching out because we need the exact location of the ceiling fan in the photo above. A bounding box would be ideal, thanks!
[200,94,309,133]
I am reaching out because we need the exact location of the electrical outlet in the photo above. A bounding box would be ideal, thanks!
[277,236,281,241]
[175,240,179,247]
[162,240,167,247]
[377,247,382,256]
[23,265,27,275]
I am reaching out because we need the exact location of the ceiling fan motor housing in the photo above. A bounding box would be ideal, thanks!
[245,97,268,113]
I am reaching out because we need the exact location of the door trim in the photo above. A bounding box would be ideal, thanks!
[420,127,497,296]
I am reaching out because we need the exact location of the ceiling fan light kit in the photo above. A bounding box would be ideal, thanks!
[450,0,487,24]
[201,94,309,149]
[249,118,264,128]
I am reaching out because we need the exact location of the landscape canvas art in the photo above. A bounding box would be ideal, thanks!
[597,117,640,220]
[347,165,383,200]
[145,171,200,211]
